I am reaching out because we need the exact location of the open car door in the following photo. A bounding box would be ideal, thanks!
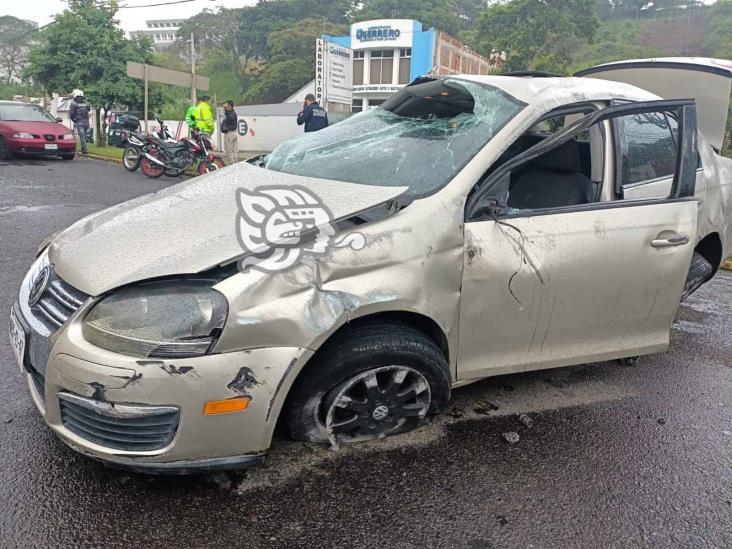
[457,99,700,380]
[576,58,732,152]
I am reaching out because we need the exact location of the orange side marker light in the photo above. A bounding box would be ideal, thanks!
[203,397,250,415]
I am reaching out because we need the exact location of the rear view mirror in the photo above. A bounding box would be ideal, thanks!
[56,117,63,123]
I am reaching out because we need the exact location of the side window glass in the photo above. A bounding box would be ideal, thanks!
[621,112,677,185]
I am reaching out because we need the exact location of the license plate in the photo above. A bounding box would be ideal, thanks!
[9,308,27,374]
[44,144,58,150]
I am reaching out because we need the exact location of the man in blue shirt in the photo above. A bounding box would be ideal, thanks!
[297,94,328,132]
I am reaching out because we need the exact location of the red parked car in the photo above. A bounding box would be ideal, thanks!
[0,101,76,160]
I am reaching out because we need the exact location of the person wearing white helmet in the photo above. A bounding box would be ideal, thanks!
[69,89,91,153]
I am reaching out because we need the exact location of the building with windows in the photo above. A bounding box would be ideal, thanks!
[323,19,504,111]
[130,19,185,51]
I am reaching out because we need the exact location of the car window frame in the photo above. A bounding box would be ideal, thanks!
[612,103,682,195]
[464,98,698,222]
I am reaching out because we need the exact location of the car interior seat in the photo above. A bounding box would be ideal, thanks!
[507,139,592,210]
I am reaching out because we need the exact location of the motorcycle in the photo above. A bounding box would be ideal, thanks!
[120,119,175,172]
[140,129,225,179]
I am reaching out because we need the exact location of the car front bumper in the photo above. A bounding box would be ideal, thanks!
[8,137,75,155]
[12,257,313,473]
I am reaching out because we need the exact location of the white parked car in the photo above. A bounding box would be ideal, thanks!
[10,58,732,473]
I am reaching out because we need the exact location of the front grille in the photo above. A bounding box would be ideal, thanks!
[44,134,55,142]
[32,275,88,330]
[59,393,179,452]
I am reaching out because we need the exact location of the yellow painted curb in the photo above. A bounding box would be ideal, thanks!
[722,258,732,271]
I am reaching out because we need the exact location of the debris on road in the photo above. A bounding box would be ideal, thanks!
[502,431,520,444]
[474,400,500,414]
[657,418,667,425]
[449,407,465,419]
[518,414,534,428]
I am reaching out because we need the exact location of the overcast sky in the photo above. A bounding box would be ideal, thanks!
[2,0,254,33]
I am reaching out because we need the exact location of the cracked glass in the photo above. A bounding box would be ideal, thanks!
[266,78,525,200]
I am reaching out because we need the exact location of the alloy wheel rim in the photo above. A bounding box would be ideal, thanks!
[324,365,431,445]
[124,148,139,167]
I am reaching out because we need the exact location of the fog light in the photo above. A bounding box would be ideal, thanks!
[203,397,250,415]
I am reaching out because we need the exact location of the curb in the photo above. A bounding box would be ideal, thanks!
[723,259,732,271]
[80,153,122,165]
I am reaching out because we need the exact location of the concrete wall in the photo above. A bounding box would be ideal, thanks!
[229,114,302,153]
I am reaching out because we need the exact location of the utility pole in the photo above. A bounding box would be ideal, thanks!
[190,32,197,104]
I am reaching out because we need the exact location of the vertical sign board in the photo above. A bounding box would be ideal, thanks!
[315,39,326,105]
[324,42,353,105]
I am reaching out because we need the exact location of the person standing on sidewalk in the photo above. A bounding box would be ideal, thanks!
[297,94,328,132]
[69,89,91,153]
[194,95,215,136]
[221,100,239,165]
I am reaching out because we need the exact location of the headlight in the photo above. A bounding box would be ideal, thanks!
[13,131,35,139]
[83,280,228,358]
[61,134,75,140]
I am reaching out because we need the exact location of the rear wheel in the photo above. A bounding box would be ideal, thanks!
[682,251,714,301]
[287,323,451,446]
[140,149,165,178]
[122,146,140,171]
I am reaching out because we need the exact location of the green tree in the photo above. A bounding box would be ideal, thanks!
[0,16,38,84]
[242,18,347,104]
[358,0,462,35]
[25,0,160,146]
[178,7,253,91]
[474,0,600,73]
[706,0,732,59]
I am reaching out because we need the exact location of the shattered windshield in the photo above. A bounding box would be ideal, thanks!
[265,78,525,199]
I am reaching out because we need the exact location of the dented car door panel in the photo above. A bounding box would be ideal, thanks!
[458,200,698,379]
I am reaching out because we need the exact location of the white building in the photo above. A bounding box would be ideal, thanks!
[130,19,185,51]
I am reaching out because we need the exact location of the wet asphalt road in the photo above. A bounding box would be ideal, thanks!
[0,157,730,548]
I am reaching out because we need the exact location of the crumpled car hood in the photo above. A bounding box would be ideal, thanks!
[50,162,406,296]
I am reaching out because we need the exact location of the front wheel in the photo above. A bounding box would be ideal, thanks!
[287,323,451,446]
[0,136,13,160]
[198,157,225,176]
[122,146,141,171]
[140,149,165,178]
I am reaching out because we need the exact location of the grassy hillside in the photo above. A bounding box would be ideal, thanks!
[568,15,708,74]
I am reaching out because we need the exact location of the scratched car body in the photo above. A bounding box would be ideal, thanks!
[10,58,732,473]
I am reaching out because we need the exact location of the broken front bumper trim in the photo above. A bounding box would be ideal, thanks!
[67,438,266,475]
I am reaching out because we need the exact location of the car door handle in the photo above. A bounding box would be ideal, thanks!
[651,235,690,248]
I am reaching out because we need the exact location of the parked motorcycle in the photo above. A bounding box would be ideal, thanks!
[140,129,224,179]
[120,118,175,172]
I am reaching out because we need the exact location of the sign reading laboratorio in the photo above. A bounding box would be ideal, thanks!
[315,38,325,105]
[350,19,414,50]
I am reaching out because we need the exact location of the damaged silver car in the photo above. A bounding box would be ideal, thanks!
[10,57,732,473]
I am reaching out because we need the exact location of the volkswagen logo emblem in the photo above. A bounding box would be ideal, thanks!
[372,405,389,422]
[28,266,50,307]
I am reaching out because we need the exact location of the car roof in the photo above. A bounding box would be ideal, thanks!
[449,74,660,106]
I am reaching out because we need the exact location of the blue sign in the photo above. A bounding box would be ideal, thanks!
[355,26,401,42]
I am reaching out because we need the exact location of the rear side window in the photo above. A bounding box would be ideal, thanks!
[619,112,678,185]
